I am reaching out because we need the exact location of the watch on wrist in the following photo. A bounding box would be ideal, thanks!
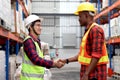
[66,59,69,64]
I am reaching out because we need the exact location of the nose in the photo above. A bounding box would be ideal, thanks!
[40,26,42,30]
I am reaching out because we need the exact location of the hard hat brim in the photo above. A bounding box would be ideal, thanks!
[74,11,79,15]
[26,18,43,29]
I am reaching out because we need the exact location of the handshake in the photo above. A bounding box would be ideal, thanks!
[52,59,67,68]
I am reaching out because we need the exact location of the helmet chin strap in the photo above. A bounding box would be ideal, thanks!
[32,27,39,36]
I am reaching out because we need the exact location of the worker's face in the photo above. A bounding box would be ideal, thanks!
[33,21,42,35]
[78,12,87,26]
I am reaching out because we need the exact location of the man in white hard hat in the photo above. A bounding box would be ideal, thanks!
[20,15,64,80]
[59,2,109,80]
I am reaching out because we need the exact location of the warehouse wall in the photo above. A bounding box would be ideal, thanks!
[32,0,81,13]
[32,0,86,48]
[38,15,84,48]
[32,1,60,13]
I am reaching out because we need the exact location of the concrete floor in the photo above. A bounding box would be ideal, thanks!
[49,49,113,80]
[51,67,80,80]
[50,49,80,80]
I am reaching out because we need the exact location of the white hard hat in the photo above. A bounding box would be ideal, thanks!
[25,15,43,29]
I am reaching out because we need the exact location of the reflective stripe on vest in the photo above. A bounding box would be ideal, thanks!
[21,36,44,80]
[78,23,109,65]
[21,71,44,78]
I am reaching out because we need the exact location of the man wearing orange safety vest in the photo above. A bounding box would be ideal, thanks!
[59,2,109,80]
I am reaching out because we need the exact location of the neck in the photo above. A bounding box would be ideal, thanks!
[30,31,38,39]
[86,20,94,29]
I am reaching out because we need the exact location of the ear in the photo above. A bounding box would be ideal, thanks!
[29,26,32,30]
[29,26,33,32]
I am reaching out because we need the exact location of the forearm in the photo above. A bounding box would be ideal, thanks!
[85,58,99,75]
[24,39,53,68]
[66,54,78,63]
[26,51,53,68]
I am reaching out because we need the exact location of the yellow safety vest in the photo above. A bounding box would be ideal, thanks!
[78,23,109,65]
[20,36,44,80]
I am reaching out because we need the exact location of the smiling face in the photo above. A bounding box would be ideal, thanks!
[33,21,42,35]
[29,20,42,36]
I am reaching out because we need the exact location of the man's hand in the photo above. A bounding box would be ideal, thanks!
[81,72,88,80]
[58,59,66,64]
[53,59,65,68]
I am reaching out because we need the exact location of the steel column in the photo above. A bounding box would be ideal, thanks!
[108,0,113,69]
[16,42,19,55]
[5,39,10,80]
[97,0,101,24]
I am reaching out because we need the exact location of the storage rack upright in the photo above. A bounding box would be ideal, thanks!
[0,0,30,80]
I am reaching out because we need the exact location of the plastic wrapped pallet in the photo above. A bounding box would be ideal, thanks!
[2,0,11,30]
[113,56,120,74]
[9,55,16,80]
[118,16,120,36]
[114,25,119,37]
[19,4,25,33]
[14,64,22,80]
[18,4,24,33]
[11,3,16,32]
[16,47,23,64]
[114,18,119,37]
[0,0,3,20]
[110,18,116,27]
[105,24,109,39]
[44,68,52,80]
[44,55,52,80]
[101,24,109,39]
[0,50,5,80]
[110,18,119,37]
[14,47,24,80]
[27,0,32,14]
[102,0,108,9]
[110,18,116,37]
[16,11,20,34]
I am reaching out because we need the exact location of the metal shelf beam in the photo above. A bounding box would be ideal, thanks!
[0,26,23,43]
[94,0,120,20]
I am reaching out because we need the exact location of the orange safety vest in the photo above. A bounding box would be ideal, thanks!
[78,23,109,65]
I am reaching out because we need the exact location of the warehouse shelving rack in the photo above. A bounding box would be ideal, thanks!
[0,20,23,80]
[0,0,30,80]
[86,0,120,77]
[18,0,29,18]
